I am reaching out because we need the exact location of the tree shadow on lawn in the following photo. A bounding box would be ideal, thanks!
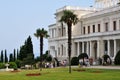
[73,68,103,73]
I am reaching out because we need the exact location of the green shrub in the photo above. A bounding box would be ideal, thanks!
[0,63,5,69]
[71,57,79,65]
[9,62,17,70]
[115,50,120,65]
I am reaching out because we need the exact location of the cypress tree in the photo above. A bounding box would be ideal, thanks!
[0,50,4,63]
[5,49,8,63]
[19,45,26,61]
[17,49,19,60]
[19,36,34,65]
[9,53,14,62]
[24,36,34,65]
[13,49,16,61]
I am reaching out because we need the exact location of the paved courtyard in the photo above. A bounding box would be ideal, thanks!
[81,66,120,69]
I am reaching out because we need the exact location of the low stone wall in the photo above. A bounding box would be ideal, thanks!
[0,68,14,71]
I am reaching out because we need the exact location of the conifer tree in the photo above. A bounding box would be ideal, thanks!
[9,53,14,62]
[19,36,34,65]
[13,49,16,61]
[0,50,4,63]
[5,49,8,63]
[17,49,19,60]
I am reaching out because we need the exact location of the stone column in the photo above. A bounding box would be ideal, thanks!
[87,41,89,56]
[114,39,117,58]
[99,40,104,57]
[90,41,92,57]
[97,40,100,58]
[107,40,110,56]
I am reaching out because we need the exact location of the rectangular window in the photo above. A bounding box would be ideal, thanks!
[105,22,108,31]
[113,21,116,30]
[98,24,100,32]
[93,25,95,33]
[83,27,85,34]
[88,26,90,33]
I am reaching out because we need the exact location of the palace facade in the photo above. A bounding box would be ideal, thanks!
[48,0,120,62]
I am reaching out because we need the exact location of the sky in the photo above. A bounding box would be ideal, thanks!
[0,0,94,57]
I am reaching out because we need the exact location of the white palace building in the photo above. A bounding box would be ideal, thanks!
[48,0,120,62]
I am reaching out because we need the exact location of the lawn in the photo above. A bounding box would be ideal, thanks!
[0,67,120,80]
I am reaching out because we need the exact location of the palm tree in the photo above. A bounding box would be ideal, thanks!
[60,10,78,73]
[34,28,49,71]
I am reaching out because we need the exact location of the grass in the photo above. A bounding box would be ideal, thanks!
[0,67,120,80]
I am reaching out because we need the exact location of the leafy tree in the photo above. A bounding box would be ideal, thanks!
[5,49,8,63]
[9,53,14,62]
[71,57,79,65]
[60,10,78,73]
[9,62,17,70]
[0,50,4,63]
[34,28,49,71]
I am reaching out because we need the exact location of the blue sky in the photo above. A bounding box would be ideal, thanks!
[0,0,94,57]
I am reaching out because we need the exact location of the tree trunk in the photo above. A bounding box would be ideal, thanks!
[40,37,43,71]
[67,23,72,73]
